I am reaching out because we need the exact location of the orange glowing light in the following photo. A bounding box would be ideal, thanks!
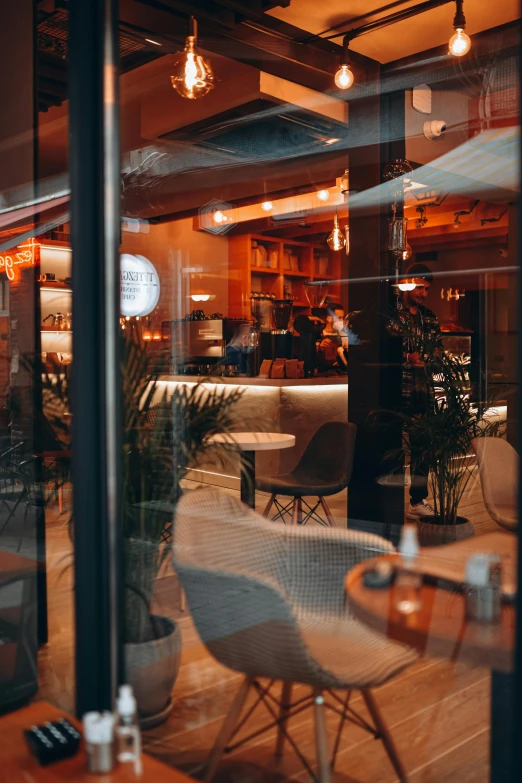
[0,238,40,281]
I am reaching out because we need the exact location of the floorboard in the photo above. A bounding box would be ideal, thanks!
[31,472,500,781]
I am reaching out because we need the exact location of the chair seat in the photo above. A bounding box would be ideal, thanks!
[300,616,417,690]
[256,471,344,497]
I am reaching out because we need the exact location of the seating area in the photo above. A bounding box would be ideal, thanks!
[34,430,510,783]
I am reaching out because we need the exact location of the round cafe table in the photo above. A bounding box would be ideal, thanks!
[345,534,516,783]
[209,432,295,508]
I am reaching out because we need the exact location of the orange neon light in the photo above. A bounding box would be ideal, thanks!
[0,238,40,281]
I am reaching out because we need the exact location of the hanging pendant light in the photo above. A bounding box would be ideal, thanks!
[449,0,471,57]
[170,16,214,99]
[334,35,355,90]
[327,212,346,251]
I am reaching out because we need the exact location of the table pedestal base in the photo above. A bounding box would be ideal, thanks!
[240,451,255,508]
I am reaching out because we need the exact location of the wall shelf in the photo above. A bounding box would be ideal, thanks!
[229,234,342,318]
[40,283,72,292]
[250,267,280,275]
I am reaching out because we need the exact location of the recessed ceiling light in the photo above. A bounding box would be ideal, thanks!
[317,190,330,202]
[145,38,162,46]
[325,138,340,145]
[261,201,273,211]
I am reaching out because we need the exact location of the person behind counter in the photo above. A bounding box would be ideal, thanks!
[388,263,443,520]
[319,303,348,371]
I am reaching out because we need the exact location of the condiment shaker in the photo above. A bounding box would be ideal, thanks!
[465,553,502,623]
[83,711,116,774]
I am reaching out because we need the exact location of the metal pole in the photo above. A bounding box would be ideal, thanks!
[69,0,122,715]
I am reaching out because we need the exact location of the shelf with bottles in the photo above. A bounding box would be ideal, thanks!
[228,233,346,318]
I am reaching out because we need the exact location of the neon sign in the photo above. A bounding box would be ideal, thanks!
[0,238,40,281]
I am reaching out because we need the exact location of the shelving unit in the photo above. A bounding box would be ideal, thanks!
[228,233,342,318]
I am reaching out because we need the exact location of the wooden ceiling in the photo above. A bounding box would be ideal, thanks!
[267,0,520,64]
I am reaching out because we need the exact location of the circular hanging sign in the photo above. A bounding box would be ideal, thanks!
[120,253,160,317]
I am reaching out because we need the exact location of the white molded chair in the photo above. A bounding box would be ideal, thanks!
[472,437,518,532]
[173,487,417,782]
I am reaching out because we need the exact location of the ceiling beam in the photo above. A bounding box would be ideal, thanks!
[120,0,377,93]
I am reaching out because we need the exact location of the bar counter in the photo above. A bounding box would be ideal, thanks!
[155,375,348,488]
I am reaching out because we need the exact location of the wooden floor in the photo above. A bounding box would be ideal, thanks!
[34,469,498,782]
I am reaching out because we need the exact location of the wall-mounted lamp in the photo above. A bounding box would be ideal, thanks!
[415,205,428,229]
[398,278,417,292]
[480,207,508,226]
[453,199,480,229]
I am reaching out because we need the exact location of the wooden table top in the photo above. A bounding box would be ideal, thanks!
[209,432,295,451]
[0,702,195,783]
[346,539,516,673]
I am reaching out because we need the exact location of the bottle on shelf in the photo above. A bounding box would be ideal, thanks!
[115,684,142,775]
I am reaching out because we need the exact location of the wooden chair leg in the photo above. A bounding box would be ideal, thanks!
[263,493,276,518]
[291,497,299,525]
[362,689,409,783]
[275,681,293,757]
[204,676,253,782]
[319,496,334,526]
[313,691,331,783]
[58,485,64,514]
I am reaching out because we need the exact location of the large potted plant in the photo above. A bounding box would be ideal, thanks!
[374,342,503,546]
[120,329,245,727]
[36,328,248,726]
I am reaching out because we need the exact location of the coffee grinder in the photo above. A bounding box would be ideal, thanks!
[271,299,293,359]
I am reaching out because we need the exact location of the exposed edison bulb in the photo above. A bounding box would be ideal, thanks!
[402,243,413,262]
[317,189,330,202]
[398,279,417,292]
[449,28,471,57]
[334,64,354,90]
[170,36,214,99]
[213,210,227,224]
[327,214,346,251]
[261,201,273,211]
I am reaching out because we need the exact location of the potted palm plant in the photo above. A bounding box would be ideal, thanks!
[121,328,245,727]
[35,327,249,726]
[373,335,504,545]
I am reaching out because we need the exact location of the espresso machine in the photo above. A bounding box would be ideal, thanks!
[164,313,257,375]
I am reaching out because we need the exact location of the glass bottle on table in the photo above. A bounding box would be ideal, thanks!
[395,524,422,614]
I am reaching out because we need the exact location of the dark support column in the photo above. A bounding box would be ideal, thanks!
[69,0,122,715]
[491,671,514,783]
[347,83,404,539]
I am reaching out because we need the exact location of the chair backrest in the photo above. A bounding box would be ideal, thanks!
[294,421,357,487]
[472,437,518,525]
[173,488,319,682]
[173,487,394,684]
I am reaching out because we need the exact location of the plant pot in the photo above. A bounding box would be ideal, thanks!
[416,516,475,547]
[125,615,182,729]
